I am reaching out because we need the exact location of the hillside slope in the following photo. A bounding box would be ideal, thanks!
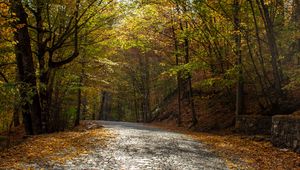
[153,87,235,131]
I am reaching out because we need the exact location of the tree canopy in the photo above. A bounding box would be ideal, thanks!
[0,0,299,134]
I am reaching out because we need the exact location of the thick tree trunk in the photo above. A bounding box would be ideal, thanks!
[11,0,42,135]
[39,71,50,132]
[13,74,20,127]
[13,108,20,127]
[33,0,49,133]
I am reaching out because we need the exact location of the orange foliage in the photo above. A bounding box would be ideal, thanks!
[0,122,114,169]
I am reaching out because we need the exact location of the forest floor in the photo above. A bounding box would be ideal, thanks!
[0,121,227,169]
[0,121,299,169]
[150,122,300,169]
[0,121,114,169]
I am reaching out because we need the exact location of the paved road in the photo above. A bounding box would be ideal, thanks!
[30,121,228,170]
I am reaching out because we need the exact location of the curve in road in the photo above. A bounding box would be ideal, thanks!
[29,121,228,170]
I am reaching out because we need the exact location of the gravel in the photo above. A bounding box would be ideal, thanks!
[22,121,228,170]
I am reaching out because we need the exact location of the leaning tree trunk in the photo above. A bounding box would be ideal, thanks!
[257,0,282,97]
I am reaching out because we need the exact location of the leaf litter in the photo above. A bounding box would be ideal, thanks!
[0,121,115,169]
[150,123,300,170]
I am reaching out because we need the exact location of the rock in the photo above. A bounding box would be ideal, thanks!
[279,148,289,152]
[235,115,272,135]
[271,115,300,153]
[0,136,8,150]
[292,111,300,116]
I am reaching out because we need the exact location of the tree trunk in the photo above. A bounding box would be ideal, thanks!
[32,0,49,133]
[13,106,20,127]
[180,10,198,127]
[75,65,84,126]
[74,0,81,126]
[248,0,272,87]
[100,91,112,120]
[133,82,139,122]
[75,77,82,126]
[172,24,182,127]
[138,52,150,122]
[144,55,151,122]
[234,0,245,117]
[11,0,42,135]
[13,74,20,127]
[257,0,282,96]
[294,0,300,64]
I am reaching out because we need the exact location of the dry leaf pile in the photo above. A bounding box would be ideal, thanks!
[0,122,114,169]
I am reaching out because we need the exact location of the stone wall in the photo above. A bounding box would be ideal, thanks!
[272,115,300,153]
[0,136,8,151]
[235,115,272,135]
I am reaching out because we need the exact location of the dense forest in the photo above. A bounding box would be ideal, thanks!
[0,0,300,135]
